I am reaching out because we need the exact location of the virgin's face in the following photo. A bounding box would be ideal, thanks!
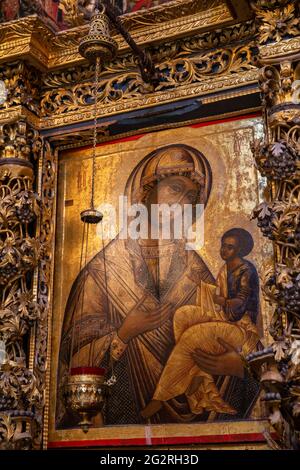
[146,175,199,207]
[145,175,199,233]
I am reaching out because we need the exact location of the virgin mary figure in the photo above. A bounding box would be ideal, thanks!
[56,144,259,427]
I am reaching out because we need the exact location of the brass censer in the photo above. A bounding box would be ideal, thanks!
[63,367,107,433]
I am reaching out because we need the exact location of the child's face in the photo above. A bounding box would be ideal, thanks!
[220,236,240,261]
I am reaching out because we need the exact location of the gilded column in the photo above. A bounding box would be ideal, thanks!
[0,119,44,449]
[249,0,300,450]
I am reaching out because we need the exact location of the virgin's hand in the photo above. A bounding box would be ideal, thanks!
[118,303,173,343]
[192,338,244,379]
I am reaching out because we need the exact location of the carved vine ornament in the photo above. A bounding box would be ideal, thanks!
[245,0,300,450]
[0,121,56,449]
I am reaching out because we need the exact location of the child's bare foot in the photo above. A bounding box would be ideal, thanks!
[186,376,203,396]
[141,400,163,419]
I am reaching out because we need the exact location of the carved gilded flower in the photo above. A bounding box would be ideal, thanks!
[257,4,299,44]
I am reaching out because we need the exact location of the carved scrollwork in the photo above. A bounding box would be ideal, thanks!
[0,17,261,130]
[258,62,300,110]
[43,20,257,89]
[180,20,257,53]
[41,43,258,117]
[0,0,299,452]
[156,45,257,84]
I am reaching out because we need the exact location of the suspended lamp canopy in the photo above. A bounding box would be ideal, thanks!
[79,3,118,63]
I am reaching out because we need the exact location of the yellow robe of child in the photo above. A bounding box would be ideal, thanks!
[153,265,259,415]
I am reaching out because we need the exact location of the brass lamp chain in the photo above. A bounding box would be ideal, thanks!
[91,55,100,210]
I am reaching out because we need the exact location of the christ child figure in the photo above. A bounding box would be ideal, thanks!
[141,228,260,419]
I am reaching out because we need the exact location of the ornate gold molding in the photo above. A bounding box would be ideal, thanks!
[50,106,261,152]
[0,107,40,129]
[0,1,280,451]
[43,19,257,86]
[0,87,261,132]
[0,0,252,72]
[5,0,299,453]
[61,0,251,29]
[40,68,259,129]
[260,37,300,63]
[0,18,260,131]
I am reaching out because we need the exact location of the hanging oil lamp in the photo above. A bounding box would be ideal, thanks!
[63,2,118,433]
